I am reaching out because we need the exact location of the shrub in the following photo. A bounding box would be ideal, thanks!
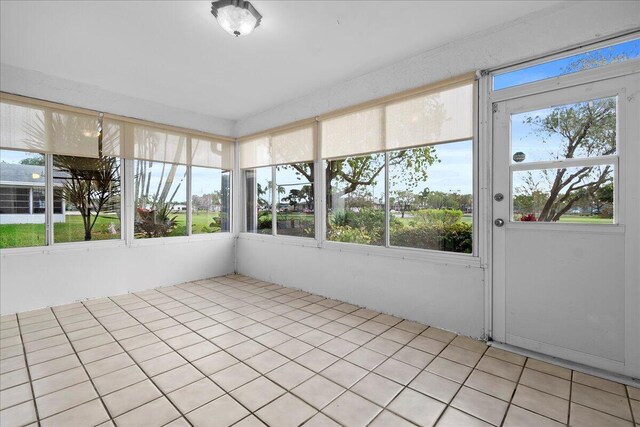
[413,209,463,226]
[327,225,372,244]
[390,221,472,253]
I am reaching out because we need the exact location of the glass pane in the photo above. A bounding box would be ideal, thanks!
[276,163,314,238]
[512,165,614,223]
[134,160,187,238]
[0,149,46,248]
[53,155,121,243]
[511,97,616,164]
[326,154,385,246]
[244,166,272,234]
[494,38,639,90]
[389,142,473,253]
[191,167,231,234]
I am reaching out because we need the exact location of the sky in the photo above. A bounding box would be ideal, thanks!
[493,38,639,90]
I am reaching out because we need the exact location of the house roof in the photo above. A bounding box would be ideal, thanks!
[0,162,45,186]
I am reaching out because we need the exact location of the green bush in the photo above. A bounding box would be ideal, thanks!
[413,209,463,226]
[390,221,472,253]
[327,225,372,244]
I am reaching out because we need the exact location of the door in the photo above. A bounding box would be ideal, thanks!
[492,73,640,377]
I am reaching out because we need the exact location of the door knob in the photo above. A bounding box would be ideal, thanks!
[494,193,504,202]
[494,219,505,227]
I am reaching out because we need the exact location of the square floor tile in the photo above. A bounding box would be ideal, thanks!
[451,386,509,426]
[295,348,339,373]
[409,370,461,404]
[153,364,204,393]
[374,358,420,385]
[568,402,633,427]
[437,407,492,427]
[571,383,631,420]
[321,360,368,388]
[231,377,285,412]
[102,379,161,417]
[35,380,97,418]
[351,373,403,407]
[167,378,224,414]
[245,350,288,374]
[266,361,314,390]
[323,391,382,427]
[392,346,435,369]
[114,397,180,427]
[503,405,565,427]
[344,347,387,371]
[464,369,516,402]
[292,375,345,409]
[40,399,109,427]
[0,399,37,427]
[210,362,260,392]
[192,351,238,376]
[387,388,446,427]
[255,393,316,427]
[512,384,569,423]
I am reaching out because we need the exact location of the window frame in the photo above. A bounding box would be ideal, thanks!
[0,94,235,253]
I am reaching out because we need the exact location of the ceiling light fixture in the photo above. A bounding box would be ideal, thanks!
[211,0,262,37]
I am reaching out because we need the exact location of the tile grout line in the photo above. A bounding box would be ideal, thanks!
[78,300,192,427]
[47,307,115,426]
[14,314,42,427]
[498,355,529,427]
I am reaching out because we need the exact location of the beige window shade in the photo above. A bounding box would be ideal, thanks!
[385,82,473,150]
[320,79,474,159]
[1,99,102,158]
[191,137,234,170]
[101,119,122,158]
[126,124,188,164]
[240,124,314,169]
[321,106,383,159]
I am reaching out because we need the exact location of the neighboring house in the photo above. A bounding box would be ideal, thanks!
[0,163,65,224]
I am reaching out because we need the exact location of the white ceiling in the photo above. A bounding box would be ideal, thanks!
[0,1,562,121]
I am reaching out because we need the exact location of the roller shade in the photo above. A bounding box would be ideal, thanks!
[191,136,234,170]
[385,82,473,150]
[1,99,102,158]
[320,79,474,159]
[240,124,314,169]
[321,107,383,159]
[126,124,188,164]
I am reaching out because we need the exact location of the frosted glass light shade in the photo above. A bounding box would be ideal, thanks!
[211,0,262,37]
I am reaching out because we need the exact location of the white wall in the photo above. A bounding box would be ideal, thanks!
[0,63,235,137]
[0,237,235,314]
[237,238,485,337]
[235,1,639,136]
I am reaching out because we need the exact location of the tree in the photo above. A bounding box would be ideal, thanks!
[390,190,415,218]
[288,149,439,213]
[524,97,615,221]
[19,155,45,166]
[24,112,120,241]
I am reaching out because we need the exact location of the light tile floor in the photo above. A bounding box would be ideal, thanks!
[1,274,638,427]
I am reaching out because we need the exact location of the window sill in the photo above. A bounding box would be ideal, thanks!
[0,233,235,256]
[237,232,320,249]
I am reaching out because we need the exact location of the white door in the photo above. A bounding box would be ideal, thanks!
[492,73,640,377]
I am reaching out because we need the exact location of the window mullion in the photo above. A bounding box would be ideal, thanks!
[271,165,277,236]
[45,153,54,245]
[384,151,390,248]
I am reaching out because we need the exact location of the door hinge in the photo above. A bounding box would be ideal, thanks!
[492,103,499,113]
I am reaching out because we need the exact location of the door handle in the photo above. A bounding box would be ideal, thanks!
[494,219,505,227]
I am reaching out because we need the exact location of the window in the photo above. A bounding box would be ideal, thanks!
[327,154,385,246]
[276,163,314,238]
[241,124,315,238]
[510,96,616,223]
[134,160,187,238]
[0,150,47,248]
[53,155,121,242]
[389,142,473,253]
[130,125,234,239]
[1,95,234,248]
[493,38,639,90]
[191,166,231,234]
[321,78,474,253]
